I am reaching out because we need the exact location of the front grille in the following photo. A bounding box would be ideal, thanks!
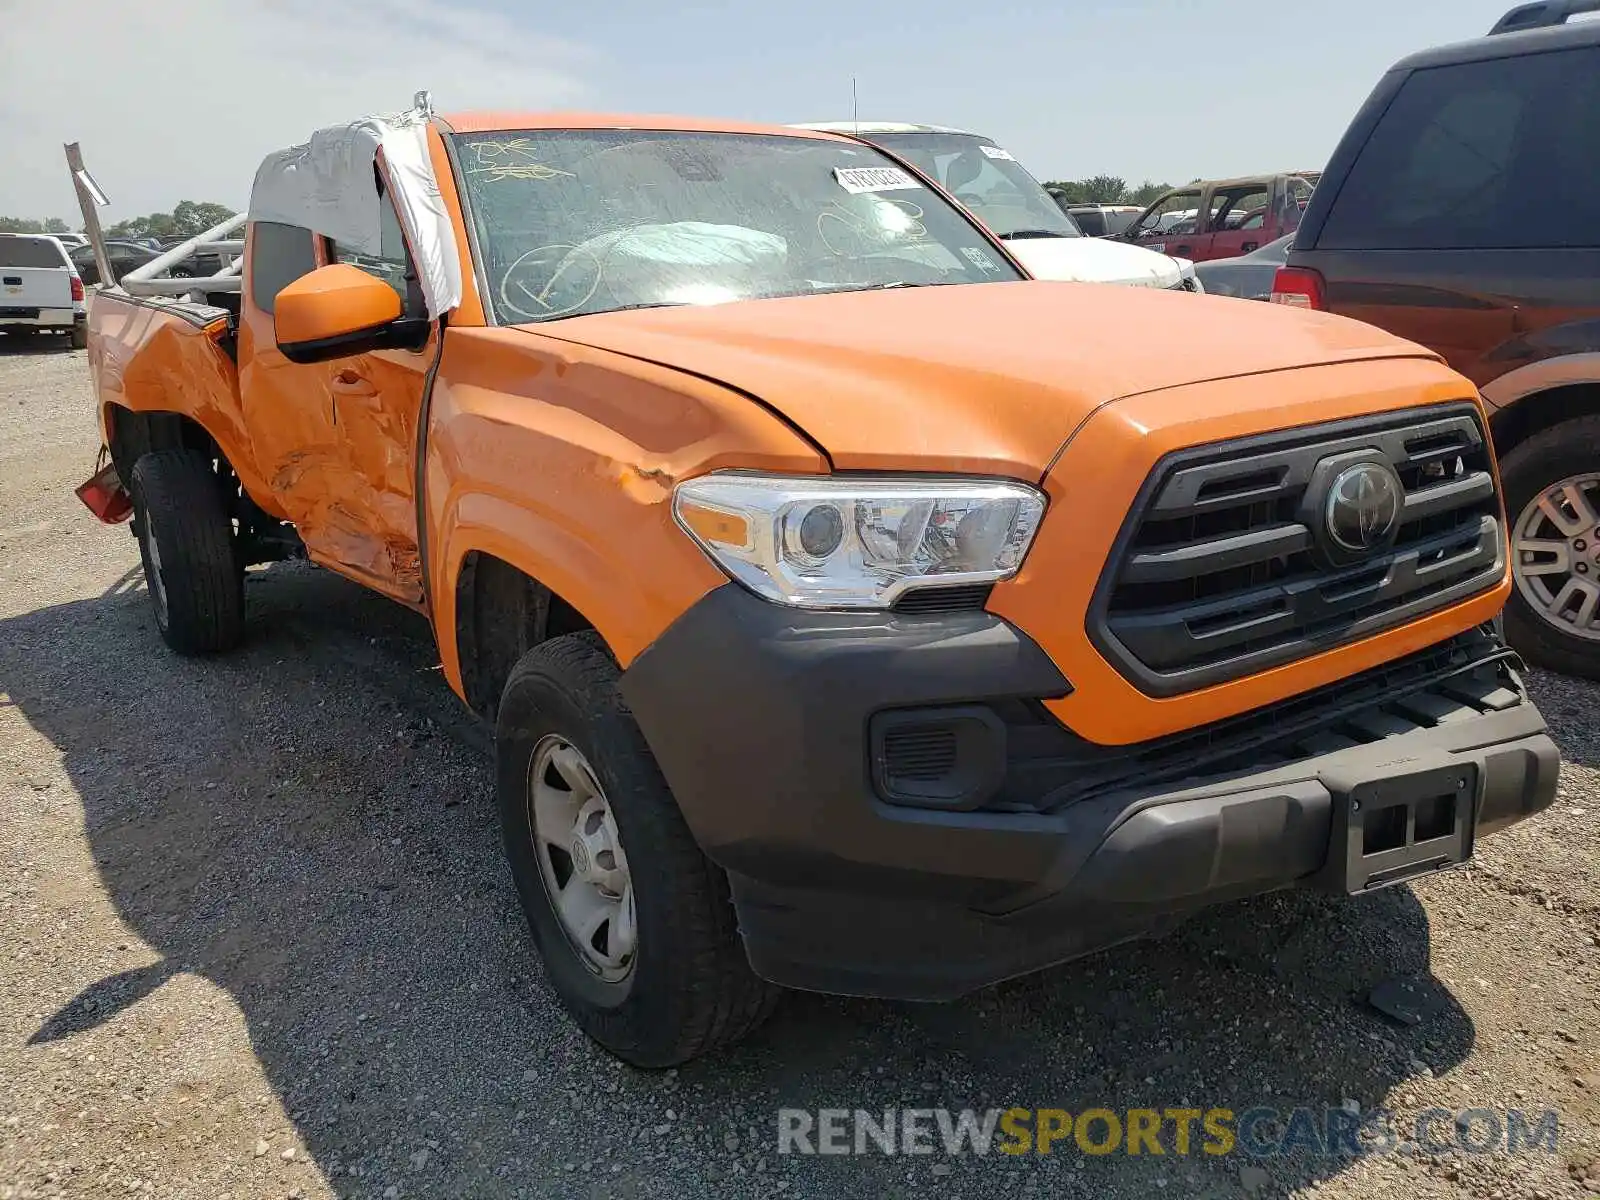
[1091,404,1503,696]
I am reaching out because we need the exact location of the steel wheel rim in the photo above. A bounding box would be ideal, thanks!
[526,733,636,983]
[139,514,169,630]
[1512,471,1600,643]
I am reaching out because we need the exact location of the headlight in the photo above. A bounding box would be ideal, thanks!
[673,473,1046,609]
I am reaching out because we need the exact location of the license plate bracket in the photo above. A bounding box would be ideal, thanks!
[1321,763,1478,894]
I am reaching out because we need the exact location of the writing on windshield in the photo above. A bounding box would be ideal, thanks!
[454,130,1023,323]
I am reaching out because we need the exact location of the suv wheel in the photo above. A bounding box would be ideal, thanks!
[129,449,245,655]
[496,631,778,1067]
[1502,416,1600,678]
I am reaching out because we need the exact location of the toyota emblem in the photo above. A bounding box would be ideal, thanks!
[1325,461,1403,553]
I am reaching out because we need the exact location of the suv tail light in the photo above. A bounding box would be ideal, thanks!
[70,274,84,302]
[1270,266,1326,310]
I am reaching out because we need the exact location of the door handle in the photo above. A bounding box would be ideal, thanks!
[331,370,377,399]
[1243,241,1259,253]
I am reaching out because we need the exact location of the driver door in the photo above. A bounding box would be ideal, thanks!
[1207,183,1273,260]
[308,187,434,606]
[1127,189,1205,260]
[237,192,432,607]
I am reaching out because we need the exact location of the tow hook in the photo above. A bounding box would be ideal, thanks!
[75,458,132,524]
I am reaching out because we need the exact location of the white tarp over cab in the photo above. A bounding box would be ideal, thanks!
[248,96,462,318]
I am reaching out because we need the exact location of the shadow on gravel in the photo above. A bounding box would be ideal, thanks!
[1,563,1475,1199]
[1525,667,1600,770]
[0,332,80,356]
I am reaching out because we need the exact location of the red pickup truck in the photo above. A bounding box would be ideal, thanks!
[1121,174,1315,263]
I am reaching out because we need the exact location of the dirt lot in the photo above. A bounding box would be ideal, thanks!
[2,337,1599,1200]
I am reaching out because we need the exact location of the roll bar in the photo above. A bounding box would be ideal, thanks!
[63,141,246,302]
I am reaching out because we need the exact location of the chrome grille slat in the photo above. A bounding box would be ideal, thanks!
[1090,405,1505,696]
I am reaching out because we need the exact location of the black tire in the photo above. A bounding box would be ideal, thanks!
[70,322,87,350]
[129,449,245,655]
[1500,415,1600,678]
[497,631,778,1067]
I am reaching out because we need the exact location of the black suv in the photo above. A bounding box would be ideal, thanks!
[1276,1,1600,677]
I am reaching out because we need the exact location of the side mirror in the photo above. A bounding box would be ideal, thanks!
[274,264,422,364]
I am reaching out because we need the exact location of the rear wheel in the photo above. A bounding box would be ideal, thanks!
[1503,416,1600,678]
[70,322,87,350]
[496,631,778,1067]
[129,449,244,655]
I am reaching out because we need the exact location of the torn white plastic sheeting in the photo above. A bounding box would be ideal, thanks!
[249,108,462,318]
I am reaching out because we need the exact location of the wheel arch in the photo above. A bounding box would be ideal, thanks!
[430,483,727,713]
[1485,363,1600,459]
[104,403,222,485]
[452,546,602,722]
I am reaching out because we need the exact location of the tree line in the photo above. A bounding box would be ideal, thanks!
[1039,176,1175,207]
[0,217,71,234]
[0,201,237,242]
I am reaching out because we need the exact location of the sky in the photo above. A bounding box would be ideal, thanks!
[0,0,1526,224]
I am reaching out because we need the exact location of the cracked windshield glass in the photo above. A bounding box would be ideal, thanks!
[455,130,1024,322]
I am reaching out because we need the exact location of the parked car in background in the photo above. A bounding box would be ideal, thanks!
[1193,234,1295,300]
[1122,174,1314,262]
[1274,1,1600,676]
[1063,204,1142,238]
[155,235,234,277]
[794,122,1202,291]
[68,240,193,286]
[0,234,87,348]
[52,232,88,250]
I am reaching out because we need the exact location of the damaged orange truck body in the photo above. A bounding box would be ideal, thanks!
[78,102,1558,1067]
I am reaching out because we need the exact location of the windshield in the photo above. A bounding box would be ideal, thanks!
[454,130,1024,324]
[859,132,1082,240]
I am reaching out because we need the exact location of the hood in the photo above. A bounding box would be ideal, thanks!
[522,281,1438,478]
[1004,235,1183,288]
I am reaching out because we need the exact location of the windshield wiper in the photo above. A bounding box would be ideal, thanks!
[540,301,692,320]
[999,229,1074,240]
[808,281,954,295]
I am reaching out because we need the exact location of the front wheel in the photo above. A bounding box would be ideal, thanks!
[129,449,244,655]
[496,631,778,1067]
[1502,416,1600,678]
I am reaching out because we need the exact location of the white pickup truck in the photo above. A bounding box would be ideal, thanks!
[794,122,1202,292]
[0,234,87,348]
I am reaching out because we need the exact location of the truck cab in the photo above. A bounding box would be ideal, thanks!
[1123,174,1315,263]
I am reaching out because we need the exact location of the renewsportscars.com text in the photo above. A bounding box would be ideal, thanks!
[776,1106,1560,1160]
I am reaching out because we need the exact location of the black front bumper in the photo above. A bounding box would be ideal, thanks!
[619,585,1558,1001]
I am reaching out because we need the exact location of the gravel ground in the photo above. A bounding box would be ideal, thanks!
[1,335,1598,1200]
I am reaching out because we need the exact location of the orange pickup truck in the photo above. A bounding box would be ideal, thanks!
[77,101,1557,1067]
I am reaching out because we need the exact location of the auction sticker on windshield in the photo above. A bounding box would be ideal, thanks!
[833,166,924,194]
[979,144,1016,161]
